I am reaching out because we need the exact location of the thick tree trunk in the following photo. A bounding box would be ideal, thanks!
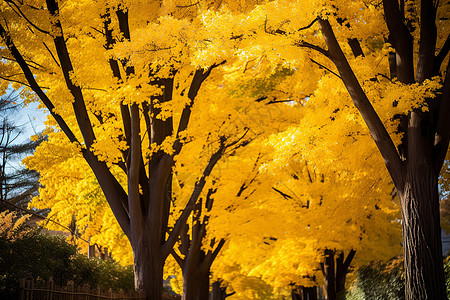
[182,250,209,300]
[197,272,210,300]
[399,164,446,300]
[132,235,164,300]
[182,269,209,300]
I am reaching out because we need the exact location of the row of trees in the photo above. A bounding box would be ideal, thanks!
[0,0,449,299]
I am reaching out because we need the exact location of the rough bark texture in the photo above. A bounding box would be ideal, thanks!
[399,168,445,300]
[398,110,446,300]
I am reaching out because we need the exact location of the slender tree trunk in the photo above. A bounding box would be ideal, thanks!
[322,250,336,300]
[321,250,355,300]
[302,287,318,300]
[292,289,301,300]
[209,281,228,300]
[399,158,446,300]
[292,286,318,300]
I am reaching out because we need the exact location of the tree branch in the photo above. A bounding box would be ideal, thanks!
[42,42,60,67]
[297,18,318,31]
[0,75,33,88]
[415,0,437,83]
[382,0,414,83]
[318,18,405,190]
[201,238,225,273]
[272,187,293,200]
[81,149,131,238]
[172,62,226,156]
[162,140,226,259]
[294,41,330,58]
[434,34,450,75]
[4,0,50,35]
[0,23,78,144]
[127,104,143,242]
[310,58,341,79]
[342,249,356,272]
[434,60,450,172]
[46,0,97,149]
[170,249,185,269]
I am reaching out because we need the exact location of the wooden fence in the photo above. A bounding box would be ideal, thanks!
[18,278,180,300]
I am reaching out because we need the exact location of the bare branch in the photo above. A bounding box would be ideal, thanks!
[297,18,318,31]
[294,40,330,58]
[42,42,60,67]
[272,187,293,200]
[0,74,33,88]
[310,58,341,79]
[1,55,43,70]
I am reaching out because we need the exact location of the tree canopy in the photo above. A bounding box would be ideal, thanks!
[1,0,449,299]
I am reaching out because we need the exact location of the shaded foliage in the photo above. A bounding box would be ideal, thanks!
[346,257,450,300]
[0,213,134,298]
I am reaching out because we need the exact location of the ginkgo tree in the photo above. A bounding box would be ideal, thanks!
[211,0,449,298]
[205,98,403,300]
[4,1,449,300]
[0,0,265,298]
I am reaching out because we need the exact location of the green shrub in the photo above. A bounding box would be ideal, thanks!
[0,212,134,298]
[70,254,134,291]
[444,257,450,299]
[346,257,450,300]
[345,259,404,300]
[0,231,77,297]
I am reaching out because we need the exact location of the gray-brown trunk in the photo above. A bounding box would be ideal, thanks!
[210,281,228,300]
[132,237,164,300]
[182,251,209,300]
[321,250,355,300]
[399,166,446,300]
[292,286,318,300]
